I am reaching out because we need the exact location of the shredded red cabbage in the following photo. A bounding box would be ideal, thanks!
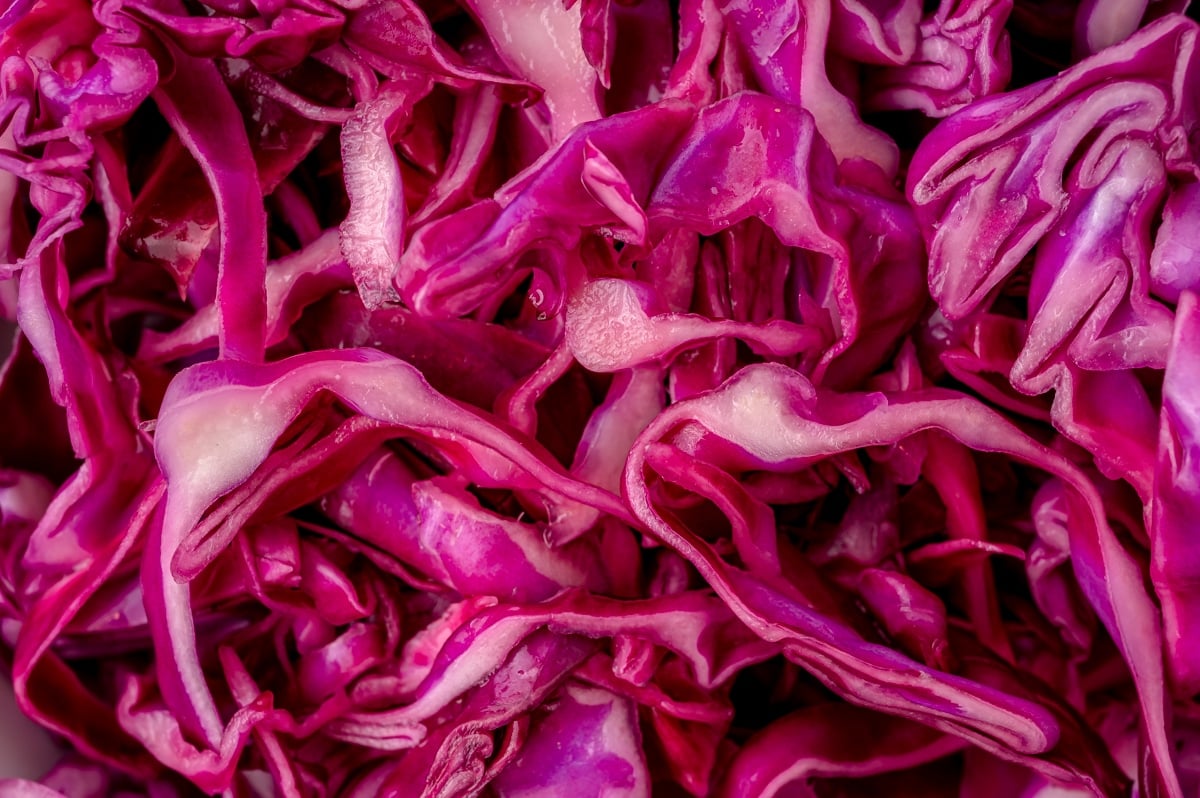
[0,0,1198,796]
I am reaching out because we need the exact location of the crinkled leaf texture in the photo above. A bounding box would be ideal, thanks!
[0,0,1197,797]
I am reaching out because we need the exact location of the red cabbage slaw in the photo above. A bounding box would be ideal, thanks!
[0,0,1198,796]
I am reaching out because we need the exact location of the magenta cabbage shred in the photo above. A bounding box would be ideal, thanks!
[0,0,1198,796]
